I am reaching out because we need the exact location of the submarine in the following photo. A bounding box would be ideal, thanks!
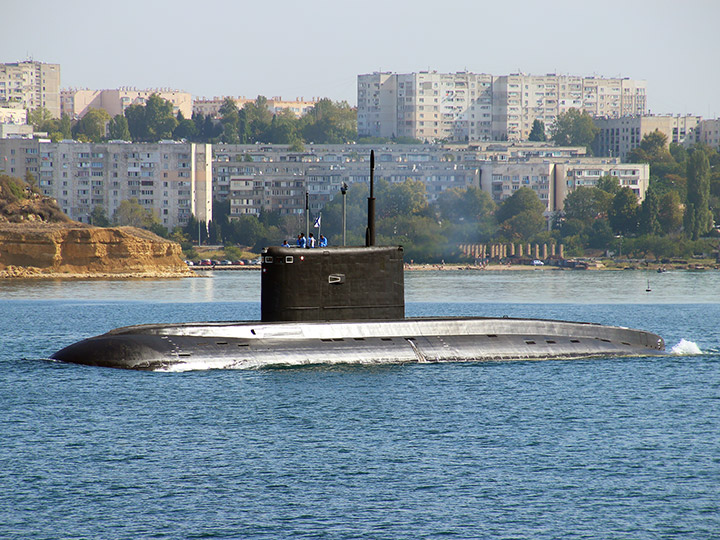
[51,152,665,370]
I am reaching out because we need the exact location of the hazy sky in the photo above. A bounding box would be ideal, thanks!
[4,0,718,117]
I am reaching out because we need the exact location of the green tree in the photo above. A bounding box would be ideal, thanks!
[550,108,600,153]
[267,109,300,144]
[596,175,620,195]
[113,198,159,228]
[145,94,177,140]
[528,119,546,142]
[243,96,273,142]
[669,142,688,164]
[638,187,661,236]
[627,130,673,164]
[124,104,147,141]
[652,173,687,200]
[108,114,131,140]
[685,149,712,239]
[72,108,111,142]
[496,187,546,240]
[587,218,614,249]
[27,107,54,131]
[563,186,608,221]
[89,205,111,226]
[219,97,241,143]
[289,138,305,152]
[123,94,178,142]
[301,99,357,144]
[436,186,496,223]
[377,178,428,219]
[608,187,639,235]
[173,116,197,140]
[436,186,497,243]
[658,191,683,234]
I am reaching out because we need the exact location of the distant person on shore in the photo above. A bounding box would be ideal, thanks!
[308,233,316,248]
[319,235,328,247]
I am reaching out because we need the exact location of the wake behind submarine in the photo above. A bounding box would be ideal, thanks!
[51,152,665,370]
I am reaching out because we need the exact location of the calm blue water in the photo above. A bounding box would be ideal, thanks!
[1,270,719,539]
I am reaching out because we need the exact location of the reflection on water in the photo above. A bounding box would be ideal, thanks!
[1,268,718,304]
[406,269,720,304]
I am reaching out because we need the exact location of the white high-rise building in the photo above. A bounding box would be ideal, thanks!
[358,72,494,142]
[0,61,61,117]
[358,71,647,143]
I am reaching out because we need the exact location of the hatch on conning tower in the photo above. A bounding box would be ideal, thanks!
[260,245,405,322]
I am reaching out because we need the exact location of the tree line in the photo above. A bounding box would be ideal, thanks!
[29,94,364,146]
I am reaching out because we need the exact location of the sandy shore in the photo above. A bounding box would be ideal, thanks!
[0,265,194,280]
[403,262,719,272]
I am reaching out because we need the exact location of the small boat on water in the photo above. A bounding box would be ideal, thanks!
[51,152,665,370]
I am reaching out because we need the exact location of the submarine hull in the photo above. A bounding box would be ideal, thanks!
[50,317,665,371]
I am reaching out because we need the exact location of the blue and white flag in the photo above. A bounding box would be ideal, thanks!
[313,215,321,228]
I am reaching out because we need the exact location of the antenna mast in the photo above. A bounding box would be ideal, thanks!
[366,150,375,246]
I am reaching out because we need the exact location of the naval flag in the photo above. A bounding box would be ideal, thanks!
[313,215,321,228]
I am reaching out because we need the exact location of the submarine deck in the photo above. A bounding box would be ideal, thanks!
[51,316,665,371]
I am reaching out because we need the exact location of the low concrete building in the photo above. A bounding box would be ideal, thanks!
[216,144,480,218]
[0,106,27,125]
[479,158,649,216]
[594,115,701,159]
[697,119,720,150]
[61,88,193,120]
[193,96,319,119]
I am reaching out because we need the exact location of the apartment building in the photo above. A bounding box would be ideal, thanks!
[358,71,647,143]
[479,158,650,215]
[61,88,193,120]
[696,119,720,150]
[0,61,61,117]
[212,144,650,220]
[193,96,319,119]
[0,138,211,229]
[594,115,702,159]
[1,138,650,229]
[358,72,494,142]
[0,106,26,125]
[493,74,647,141]
[215,144,480,218]
[480,161,557,213]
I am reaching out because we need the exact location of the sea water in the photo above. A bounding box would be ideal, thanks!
[1,270,719,539]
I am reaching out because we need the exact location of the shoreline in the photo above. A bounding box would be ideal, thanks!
[3,261,718,280]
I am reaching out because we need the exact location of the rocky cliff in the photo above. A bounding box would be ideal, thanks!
[0,173,193,279]
[0,223,194,279]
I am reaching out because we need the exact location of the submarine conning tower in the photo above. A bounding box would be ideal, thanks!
[261,149,405,323]
[261,245,405,322]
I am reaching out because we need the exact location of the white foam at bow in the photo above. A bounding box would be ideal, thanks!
[670,339,702,355]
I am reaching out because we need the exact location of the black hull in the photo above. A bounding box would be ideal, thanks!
[50,317,665,371]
